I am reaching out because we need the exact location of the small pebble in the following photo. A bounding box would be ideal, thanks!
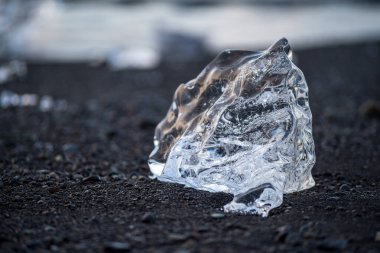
[210,213,225,219]
[47,172,59,180]
[82,175,101,183]
[285,232,302,246]
[66,203,76,210]
[104,241,130,253]
[299,222,313,234]
[44,225,55,232]
[50,245,59,251]
[54,155,63,162]
[275,225,291,242]
[197,225,210,232]
[23,229,35,235]
[358,100,380,118]
[317,238,347,251]
[375,231,380,242]
[48,186,60,194]
[106,129,118,139]
[141,212,155,223]
[339,184,350,191]
[168,233,189,241]
[62,143,80,154]
[73,174,83,181]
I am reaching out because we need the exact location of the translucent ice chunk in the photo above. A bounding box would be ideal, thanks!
[148,38,315,217]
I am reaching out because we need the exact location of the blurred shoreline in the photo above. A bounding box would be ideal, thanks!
[1,0,380,67]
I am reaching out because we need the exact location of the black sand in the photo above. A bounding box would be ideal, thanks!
[0,41,379,253]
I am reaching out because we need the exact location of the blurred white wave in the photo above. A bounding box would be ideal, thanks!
[2,0,380,68]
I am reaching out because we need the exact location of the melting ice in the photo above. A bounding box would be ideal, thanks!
[149,38,315,217]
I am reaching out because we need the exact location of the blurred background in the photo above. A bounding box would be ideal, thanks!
[1,0,380,65]
[1,0,380,104]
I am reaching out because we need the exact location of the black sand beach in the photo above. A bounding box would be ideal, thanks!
[0,41,379,253]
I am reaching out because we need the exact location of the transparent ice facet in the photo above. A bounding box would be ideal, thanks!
[149,38,316,217]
